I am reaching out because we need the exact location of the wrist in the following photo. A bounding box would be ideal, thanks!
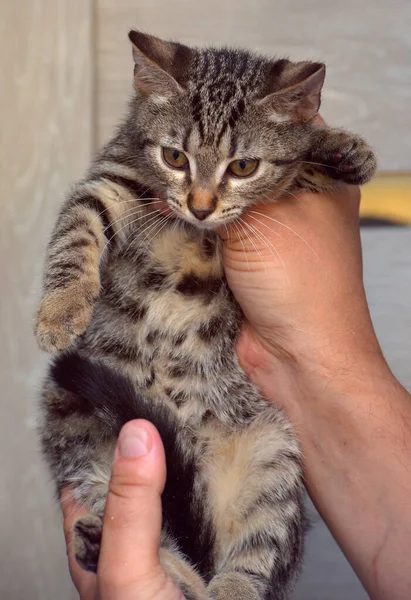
[239,321,394,425]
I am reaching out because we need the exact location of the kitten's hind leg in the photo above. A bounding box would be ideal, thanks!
[73,513,103,573]
[160,539,208,600]
[73,518,208,598]
[202,410,306,600]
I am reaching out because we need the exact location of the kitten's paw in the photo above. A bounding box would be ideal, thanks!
[207,573,259,600]
[313,131,377,185]
[35,286,97,352]
[73,513,102,573]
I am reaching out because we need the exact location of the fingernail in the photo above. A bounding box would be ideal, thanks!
[118,424,150,458]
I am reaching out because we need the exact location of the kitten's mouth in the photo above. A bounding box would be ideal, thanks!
[149,199,232,231]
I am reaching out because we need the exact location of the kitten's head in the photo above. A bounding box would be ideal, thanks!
[128,30,325,230]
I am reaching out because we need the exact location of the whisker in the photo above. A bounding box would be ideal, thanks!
[242,218,289,283]
[100,205,151,237]
[262,187,300,203]
[151,214,173,244]
[88,197,161,229]
[121,212,166,256]
[249,210,319,259]
[231,220,251,273]
[138,213,169,245]
[298,160,342,171]
[246,211,283,241]
[137,215,171,253]
[101,207,157,242]
[243,218,280,262]
[238,218,269,275]
[171,215,181,237]
[101,199,165,229]
[104,210,162,251]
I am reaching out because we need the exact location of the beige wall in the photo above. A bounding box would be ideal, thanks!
[0,1,410,599]
[1,2,93,599]
[97,0,411,170]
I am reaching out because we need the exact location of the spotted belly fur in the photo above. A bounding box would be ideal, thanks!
[76,224,262,427]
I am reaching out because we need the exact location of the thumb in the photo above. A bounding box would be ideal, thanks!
[98,420,167,591]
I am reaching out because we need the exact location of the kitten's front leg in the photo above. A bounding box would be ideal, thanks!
[35,183,115,352]
[298,128,377,192]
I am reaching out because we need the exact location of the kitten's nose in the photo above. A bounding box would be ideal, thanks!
[187,190,217,221]
[188,206,214,221]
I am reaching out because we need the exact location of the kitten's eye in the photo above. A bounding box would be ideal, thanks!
[227,159,259,178]
[163,147,189,169]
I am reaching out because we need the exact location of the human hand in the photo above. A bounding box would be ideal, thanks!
[221,166,411,600]
[61,420,184,600]
[222,184,387,420]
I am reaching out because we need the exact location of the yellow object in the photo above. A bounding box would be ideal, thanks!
[361,174,411,225]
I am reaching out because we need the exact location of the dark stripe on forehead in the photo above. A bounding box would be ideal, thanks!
[243,62,263,97]
[191,90,205,142]
[228,97,246,129]
[199,52,210,81]
[191,92,202,119]
[182,126,192,152]
[216,122,228,148]
[189,49,268,145]
[236,52,249,79]
[229,134,239,158]
[213,51,222,73]
[198,119,205,144]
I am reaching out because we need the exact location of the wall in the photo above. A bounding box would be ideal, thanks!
[96,0,411,170]
[1,1,410,598]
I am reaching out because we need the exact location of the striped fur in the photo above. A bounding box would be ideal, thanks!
[36,31,376,599]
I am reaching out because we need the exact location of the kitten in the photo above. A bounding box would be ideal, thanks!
[35,30,376,600]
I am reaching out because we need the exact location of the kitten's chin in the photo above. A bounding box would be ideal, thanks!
[179,215,231,232]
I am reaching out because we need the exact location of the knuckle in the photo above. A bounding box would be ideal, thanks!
[108,473,153,502]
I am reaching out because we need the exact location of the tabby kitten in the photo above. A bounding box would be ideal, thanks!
[36,30,376,600]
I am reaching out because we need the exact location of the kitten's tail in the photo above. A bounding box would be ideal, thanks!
[50,351,190,459]
[49,352,214,575]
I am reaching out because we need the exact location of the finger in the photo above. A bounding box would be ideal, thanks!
[98,420,167,589]
[61,488,97,599]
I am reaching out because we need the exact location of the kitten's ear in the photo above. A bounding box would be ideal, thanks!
[258,62,326,123]
[128,30,192,98]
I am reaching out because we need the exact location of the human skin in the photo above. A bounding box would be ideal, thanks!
[63,185,411,600]
[62,419,184,600]
[223,186,411,600]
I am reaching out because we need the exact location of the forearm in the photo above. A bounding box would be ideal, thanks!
[252,345,411,600]
[225,184,411,596]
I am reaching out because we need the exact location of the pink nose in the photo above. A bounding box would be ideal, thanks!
[188,206,214,220]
